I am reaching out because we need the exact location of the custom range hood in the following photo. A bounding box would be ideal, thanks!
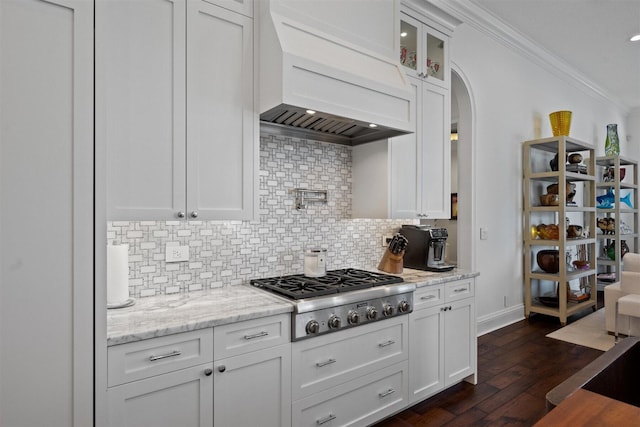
[259,1,414,145]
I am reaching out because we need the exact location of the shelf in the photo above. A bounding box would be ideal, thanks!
[523,136,597,325]
[594,155,638,284]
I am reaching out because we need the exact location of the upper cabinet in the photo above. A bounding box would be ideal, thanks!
[352,3,452,220]
[400,12,448,89]
[97,0,257,221]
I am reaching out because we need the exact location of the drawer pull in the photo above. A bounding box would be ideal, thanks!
[316,414,336,425]
[453,287,468,293]
[148,350,182,362]
[379,388,396,398]
[378,340,395,348]
[421,295,436,300]
[243,331,269,340]
[315,358,336,368]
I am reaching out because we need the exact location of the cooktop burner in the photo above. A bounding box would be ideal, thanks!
[250,268,404,300]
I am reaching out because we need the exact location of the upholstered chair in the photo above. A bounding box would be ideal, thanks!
[605,252,640,335]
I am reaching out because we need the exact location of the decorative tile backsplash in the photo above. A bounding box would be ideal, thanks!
[108,132,417,298]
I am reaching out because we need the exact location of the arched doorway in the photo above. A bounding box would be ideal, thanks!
[451,65,476,271]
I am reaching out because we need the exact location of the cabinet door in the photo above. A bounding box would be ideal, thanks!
[97,0,187,220]
[107,363,214,427]
[214,344,291,427]
[1,1,94,425]
[202,0,253,17]
[408,305,445,403]
[390,76,421,219]
[187,0,256,220]
[420,82,451,219]
[444,298,476,385]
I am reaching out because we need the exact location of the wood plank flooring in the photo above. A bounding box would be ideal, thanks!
[374,293,605,427]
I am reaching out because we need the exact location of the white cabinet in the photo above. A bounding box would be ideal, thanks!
[352,6,451,220]
[390,77,450,219]
[213,314,292,427]
[214,344,291,427]
[0,0,94,425]
[106,329,214,427]
[97,0,256,221]
[409,279,476,404]
[107,363,214,427]
[291,316,409,426]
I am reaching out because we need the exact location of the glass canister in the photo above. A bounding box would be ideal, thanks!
[605,123,620,156]
[303,248,327,277]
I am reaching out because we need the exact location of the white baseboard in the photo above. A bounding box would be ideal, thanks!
[477,304,525,336]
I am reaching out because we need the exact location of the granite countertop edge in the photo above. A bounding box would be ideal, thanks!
[107,268,479,346]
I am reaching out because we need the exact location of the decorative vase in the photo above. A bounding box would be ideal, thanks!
[549,111,572,136]
[605,124,620,156]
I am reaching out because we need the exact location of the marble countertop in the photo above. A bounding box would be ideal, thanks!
[107,285,294,346]
[107,268,478,346]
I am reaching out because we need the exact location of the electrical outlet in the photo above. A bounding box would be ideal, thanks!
[166,245,189,262]
[480,227,489,240]
[381,235,393,247]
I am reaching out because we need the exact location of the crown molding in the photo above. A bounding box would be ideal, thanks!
[427,0,629,113]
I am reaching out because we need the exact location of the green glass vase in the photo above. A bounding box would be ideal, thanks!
[605,123,620,156]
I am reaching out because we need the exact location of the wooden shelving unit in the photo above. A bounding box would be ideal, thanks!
[595,155,639,288]
[523,136,598,325]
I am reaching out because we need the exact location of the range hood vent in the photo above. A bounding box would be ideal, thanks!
[260,106,409,145]
[259,1,414,145]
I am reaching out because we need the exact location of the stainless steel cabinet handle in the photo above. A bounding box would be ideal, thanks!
[316,414,336,425]
[148,350,182,361]
[243,331,269,340]
[378,340,395,348]
[453,288,467,293]
[379,388,396,398]
[421,295,436,300]
[177,211,186,218]
[190,211,198,218]
[316,358,336,368]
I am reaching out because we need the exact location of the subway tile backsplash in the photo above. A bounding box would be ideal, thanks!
[108,132,417,298]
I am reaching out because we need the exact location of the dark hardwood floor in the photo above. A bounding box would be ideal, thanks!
[374,293,605,427]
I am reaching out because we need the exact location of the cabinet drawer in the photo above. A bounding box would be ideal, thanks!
[292,361,408,427]
[444,279,474,302]
[413,285,443,310]
[214,314,290,359]
[292,316,407,400]
[108,329,213,387]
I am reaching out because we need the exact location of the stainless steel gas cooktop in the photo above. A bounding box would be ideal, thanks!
[250,269,414,341]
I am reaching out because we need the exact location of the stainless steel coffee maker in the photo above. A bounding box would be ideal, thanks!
[400,225,454,272]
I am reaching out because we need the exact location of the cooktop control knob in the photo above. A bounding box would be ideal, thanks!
[398,300,411,313]
[328,315,341,329]
[366,306,378,320]
[306,320,320,335]
[347,310,359,325]
[382,304,394,317]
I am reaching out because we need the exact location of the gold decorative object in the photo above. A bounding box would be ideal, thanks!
[549,110,572,136]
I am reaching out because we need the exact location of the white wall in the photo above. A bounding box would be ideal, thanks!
[450,23,630,332]
[627,107,640,161]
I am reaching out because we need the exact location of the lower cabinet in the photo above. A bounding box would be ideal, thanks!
[107,363,214,427]
[292,361,409,427]
[214,344,291,427]
[409,279,476,404]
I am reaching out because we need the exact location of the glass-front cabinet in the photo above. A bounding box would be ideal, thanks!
[400,12,447,87]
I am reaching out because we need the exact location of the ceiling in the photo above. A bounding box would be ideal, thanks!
[470,0,640,111]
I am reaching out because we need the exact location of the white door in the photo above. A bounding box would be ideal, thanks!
[107,364,214,427]
[0,0,93,425]
[390,76,421,219]
[214,345,292,427]
[186,0,256,220]
[420,82,451,219]
[97,0,187,220]
[444,298,475,385]
[409,305,445,403]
